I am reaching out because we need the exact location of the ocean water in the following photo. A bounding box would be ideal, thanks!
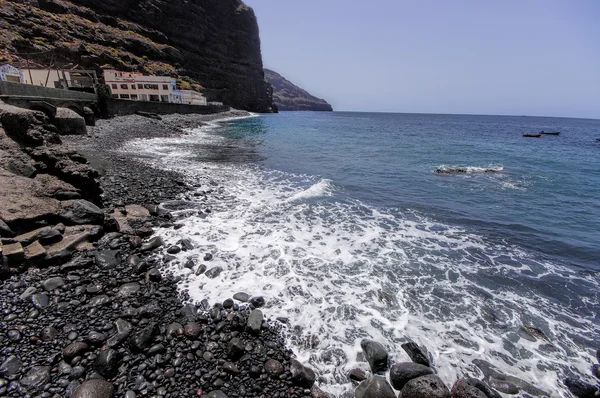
[122,112,600,397]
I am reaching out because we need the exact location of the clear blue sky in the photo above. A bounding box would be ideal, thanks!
[245,0,600,119]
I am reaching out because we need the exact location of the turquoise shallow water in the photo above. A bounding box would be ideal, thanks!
[123,111,600,396]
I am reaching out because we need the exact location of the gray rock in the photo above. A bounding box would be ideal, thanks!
[264,359,284,375]
[451,378,502,398]
[348,368,368,384]
[95,250,121,268]
[0,219,15,237]
[249,296,265,307]
[63,342,89,361]
[205,266,223,278]
[564,378,599,398]
[117,282,140,297]
[0,355,22,377]
[140,236,164,252]
[60,200,104,225]
[233,292,250,302]
[31,292,49,308]
[247,309,263,334]
[360,339,389,373]
[401,374,450,398]
[71,379,115,398]
[94,349,120,378]
[311,385,336,398]
[19,286,37,300]
[389,362,434,390]
[355,375,395,398]
[88,295,111,306]
[20,366,51,390]
[401,341,431,367]
[42,276,65,291]
[289,358,316,389]
[37,228,62,244]
[227,338,245,360]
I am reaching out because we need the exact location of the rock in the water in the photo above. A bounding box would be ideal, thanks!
[390,362,434,390]
[249,295,265,307]
[141,236,164,252]
[401,341,431,367]
[564,378,598,398]
[205,266,223,279]
[60,200,104,225]
[289,358,316,389]
[348,368,368,384]
[451,378,502,398]
[247,309,263,334]
[401,374,450,398]
[360,339,389,373]
[41,276,65,291]
[354,375,396,398]
[233,292,250,302]
[71,379,115,398]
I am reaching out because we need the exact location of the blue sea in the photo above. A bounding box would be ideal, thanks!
[123,112,600,397]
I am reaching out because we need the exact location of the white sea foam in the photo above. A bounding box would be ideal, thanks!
[120,124,600,397]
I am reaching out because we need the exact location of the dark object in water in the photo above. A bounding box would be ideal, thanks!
[523,133,541,138]
[596,138,600,141]
[518,325,551,343]
[434,168,499,174]
[540,131,560,135]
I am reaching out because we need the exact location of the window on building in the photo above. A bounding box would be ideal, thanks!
[140,94,148,101]
[131,85,136,89]
[119,94,130,99]
[120,84,128,89]
[112,94,119,98]
[130,94,138,100]
[138,84,143,89]
[144,84,159,90]
[161,95,169,102]
[111,84,117,89]
[162,84,169,90]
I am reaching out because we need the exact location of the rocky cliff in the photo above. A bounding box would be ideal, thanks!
[0,0,275,112]
[264,68,333,111]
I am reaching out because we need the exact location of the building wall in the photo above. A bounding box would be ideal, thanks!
[22,69,64,87]
[103,69,182,104]
[182,90,208,105]
[105,98,229,116]
[0,80,97,100]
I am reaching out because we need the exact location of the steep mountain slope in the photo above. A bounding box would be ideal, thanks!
[264,69,333,111]
[0,0,276,112]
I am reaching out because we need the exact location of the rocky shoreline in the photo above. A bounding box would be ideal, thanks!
[1,107,599,398]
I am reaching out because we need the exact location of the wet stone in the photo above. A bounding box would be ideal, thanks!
[166,245,181,254]
[63,342,89,361]
[205,266,223,279]
[361,339,389,373]
[265,359,284,375]
[89,295,111,306]
[390,362,434,390]
[232,292,250,302]
[41,276,65,291]
[247,309,263,334]
[31,293,49,309]
[289,358,316,389]
[20,366,51,390]
[249,296,265,308]
[71,379,115,398]
[95,250,121,268]
[118,282,140,297]
[401,341,431,367]
[0,356,22,377]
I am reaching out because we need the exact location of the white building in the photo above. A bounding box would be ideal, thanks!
[103,69,183,103]
[182,90,207,105]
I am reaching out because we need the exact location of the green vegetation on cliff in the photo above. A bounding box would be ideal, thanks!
[264,69,333,112]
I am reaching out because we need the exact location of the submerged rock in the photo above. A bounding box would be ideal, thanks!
[390,362,434,390]
[401,374,450,398]
[360,339,389,373]
[355,375,395,398]
[402,341,431,367]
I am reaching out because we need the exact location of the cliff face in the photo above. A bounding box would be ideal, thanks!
[0,0,276,112]
[264,69,333,112]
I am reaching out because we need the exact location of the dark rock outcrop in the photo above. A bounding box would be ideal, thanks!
[264,69,333,111]
[0,0,275,112]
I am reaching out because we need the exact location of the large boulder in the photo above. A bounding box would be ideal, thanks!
[389,362,434,390]
[60,199,104,225]
[354,375,395,398]
[451,378,502,398]
[401,341,431,367]
[71,379,115,398]
[289,358,316,389]
[360,339,389,373]
[52,107,86,135]
[401,374,450,398]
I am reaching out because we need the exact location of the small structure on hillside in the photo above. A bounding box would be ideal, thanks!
[21,67,98,92]
[103,69,183,104]
[0,65,24,83]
